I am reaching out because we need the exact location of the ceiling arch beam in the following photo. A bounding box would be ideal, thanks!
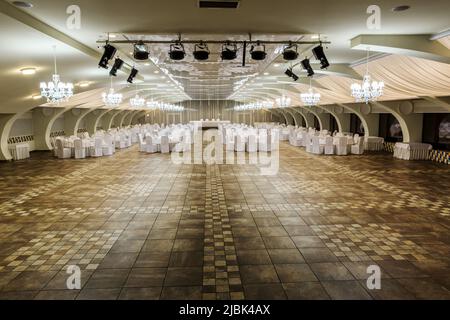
[351,34,450,64]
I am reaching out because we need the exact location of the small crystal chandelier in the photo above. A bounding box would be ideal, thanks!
[301,79,321,106]
[129,83,145,107]
[262,100,274,108]
[40,46,74,104]
[102,77,122,107]
[276,95,291,108]
[350,49,384,104]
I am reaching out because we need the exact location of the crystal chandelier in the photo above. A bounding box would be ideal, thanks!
[40,46,74,104]
[102,78,122,107]
[262,100,274,108]
[350,49,384,104]
[301,79,321,106]
[129,84,145,107]
[276,95,291,108]
[159,103,184,112]
[130,94,146,107]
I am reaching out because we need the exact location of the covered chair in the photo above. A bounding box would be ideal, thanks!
[145,136,158,153]
[102,134,115,156]
[335,137,348,156]
[56,139,71,159]
[235,135,246,152]
[351,136,365,155]
[225,131,235,151]
[160,135,170,153]
[90,138,103,157]
[324,136,335,155]
[311,136,324,155]
[74,139,86,159]
[138,134,147,152]
[305,134,313,153]
[246,134,258,153]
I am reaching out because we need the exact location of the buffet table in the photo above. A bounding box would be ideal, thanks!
[393,142,432,161]
[8,143,30,160]
[365,137,385,151]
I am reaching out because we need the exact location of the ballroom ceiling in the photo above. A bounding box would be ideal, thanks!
[0,0,449,114]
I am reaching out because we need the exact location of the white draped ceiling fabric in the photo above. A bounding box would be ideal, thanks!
[288,54,450,107]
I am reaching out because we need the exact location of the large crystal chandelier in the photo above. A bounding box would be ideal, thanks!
[102,77,122,107]
[40,46,73,104]
[276,95,291,108]
[301,79,321,106]
[129,84,145,107]
[350,49,384,104]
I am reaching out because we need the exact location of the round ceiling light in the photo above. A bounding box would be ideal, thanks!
[392,5,410,12]
[12,1,33,8]
[20,67,36,75]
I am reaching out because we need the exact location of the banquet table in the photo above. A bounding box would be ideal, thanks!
[9,143,30,160]
[393,142,432,160]
[365,137,385,151]
[190,120,230,129]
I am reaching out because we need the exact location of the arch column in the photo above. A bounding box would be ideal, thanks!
[63,108,99,137]
[85,109,111,135]
[337,103,380,137]
[33,106,73,150]
[372,101,422,143]
[0,113,18,161]
[290,108,310,128]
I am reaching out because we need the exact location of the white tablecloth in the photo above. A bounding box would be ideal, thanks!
[393,142,432,160]
[365,137,385,151]
[9,143,30,160]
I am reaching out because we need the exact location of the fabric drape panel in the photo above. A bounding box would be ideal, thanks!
[136,100,272,125]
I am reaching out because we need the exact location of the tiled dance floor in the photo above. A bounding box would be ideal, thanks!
[0,142,449,300]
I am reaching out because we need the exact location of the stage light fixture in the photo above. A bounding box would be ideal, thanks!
[285,68,299,81]
[193,42,210,61]
[133,41,149,60]
[109,58,124,76]
[99,44,117,69]
[312,44,330,69]
[301,58,315,77]
[283,42,299,61]
[250,41,266,61]
[221,42,237,60]
[127,68,139,83]
[169,42,186,60]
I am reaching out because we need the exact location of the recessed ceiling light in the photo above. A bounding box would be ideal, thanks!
[12,1,33,8]
[20,67,36,75]
[311,35,320,40]
[392,5,410,12]
[264,72,270,76]
[109,34,117,38]
[144,63,150,66]
[32,95,42,100]
[274,63,280,67]
[154,70,160,74]
[79,82,90,88]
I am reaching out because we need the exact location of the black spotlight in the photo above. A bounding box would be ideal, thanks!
[169,42,186,61]
[109,58,124,76]
[127,67,138,84]
[99,44,117,69]
[301,58,315,77]
[221,42,237,60]
[250,41,266,61]
[285,68,299,81]
[283,43,299,61]
[193,42,210,61]
[133,41,149,60]
[312,44,330,69]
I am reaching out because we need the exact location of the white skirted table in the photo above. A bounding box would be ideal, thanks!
[8,143,30,160]
[365,137,385,151]
[393,142,432,161]
[190,120,231,129]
